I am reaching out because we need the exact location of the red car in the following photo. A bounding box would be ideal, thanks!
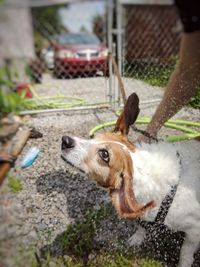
[53,33,108,78]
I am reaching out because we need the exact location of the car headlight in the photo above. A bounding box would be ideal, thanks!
[99,49,109,57]
[56,50,76,58]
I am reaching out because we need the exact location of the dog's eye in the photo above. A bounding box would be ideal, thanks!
[98,149,109,163]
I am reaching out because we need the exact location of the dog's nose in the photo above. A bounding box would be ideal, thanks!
[62,136,75,150]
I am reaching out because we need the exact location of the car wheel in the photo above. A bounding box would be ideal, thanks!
[54,69,63,79]
[103,70,109,77]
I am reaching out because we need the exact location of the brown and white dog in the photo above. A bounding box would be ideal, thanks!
[61,93,200,267]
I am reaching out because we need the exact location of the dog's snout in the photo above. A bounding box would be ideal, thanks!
[62,136,75,150]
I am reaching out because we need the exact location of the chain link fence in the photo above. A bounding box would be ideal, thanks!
[1,0,185,113]
[27,1,111,111]
[120,2,181,92]
[0,0,112,114]
[31,2,108,80]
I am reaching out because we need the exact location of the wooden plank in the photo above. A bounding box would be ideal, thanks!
[0,123,19,142]
[0,129,31,186]
[109,52,127,105]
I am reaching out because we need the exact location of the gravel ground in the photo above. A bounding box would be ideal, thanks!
[0,75,199,266]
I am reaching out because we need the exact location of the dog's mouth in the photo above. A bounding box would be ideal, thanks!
[109,177,155,219]
[61,154,85,174]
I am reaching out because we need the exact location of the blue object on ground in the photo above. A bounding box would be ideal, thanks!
[21,147,40,168]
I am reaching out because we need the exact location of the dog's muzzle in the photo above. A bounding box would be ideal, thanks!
[61,135,75,150]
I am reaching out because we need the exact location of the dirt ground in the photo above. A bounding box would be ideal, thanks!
[0,75,199,267]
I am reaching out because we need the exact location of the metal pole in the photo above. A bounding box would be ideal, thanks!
[107,0,114,105]
[116,0,123,108]
[116,0,122,75]
[19,104,110,115]
[112,42,116,109]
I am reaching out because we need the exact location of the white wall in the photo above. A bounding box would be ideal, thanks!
[0,0,35,63]
[119,0,173,5]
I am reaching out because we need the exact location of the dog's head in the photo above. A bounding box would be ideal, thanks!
[61,93,155,219]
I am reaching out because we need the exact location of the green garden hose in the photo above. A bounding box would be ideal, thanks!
[22,84,113,110]
[21,85,87,110]
[23,85,200,143]
[89,116,200,143]
[23,95,86,110]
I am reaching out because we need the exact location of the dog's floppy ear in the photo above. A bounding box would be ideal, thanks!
[114,93,140,135]
[109,160,155,219]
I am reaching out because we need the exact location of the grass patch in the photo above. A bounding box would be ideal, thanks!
[52,203,113,263]
[189,89,200,109]
[7,174,23,193]
[86,253,162,267]
[5,203,163,266]
[125,61,200,109]
[10,249,163,267]
[139,258,163,267]
[136,66,173,87]
[39,203,162,267]
[124,62,174,87]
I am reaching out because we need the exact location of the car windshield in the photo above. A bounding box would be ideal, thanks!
[57,33,100,45]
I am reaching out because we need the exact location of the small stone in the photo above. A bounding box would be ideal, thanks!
[37,223,47,231]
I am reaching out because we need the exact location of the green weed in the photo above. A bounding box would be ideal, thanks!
[40,203,163,266]
[7,174,23,193]
[189,88,200,109]
[9,250,163,267]
[139,258,163,267]
[54,203,113,263]
[125,62,200,109]
[125,64,174,87]
[0,91,24,119]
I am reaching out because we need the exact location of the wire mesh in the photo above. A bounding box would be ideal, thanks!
[30,1,108,81]
[1,1,183,113]
[0,0,111,112]
[121,3,181,89]
[28,1,110,110]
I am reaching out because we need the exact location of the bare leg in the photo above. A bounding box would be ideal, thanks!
[145,31,200,139]
[178,233,200,267]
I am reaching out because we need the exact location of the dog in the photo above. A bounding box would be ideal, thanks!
[61,93,200,267]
